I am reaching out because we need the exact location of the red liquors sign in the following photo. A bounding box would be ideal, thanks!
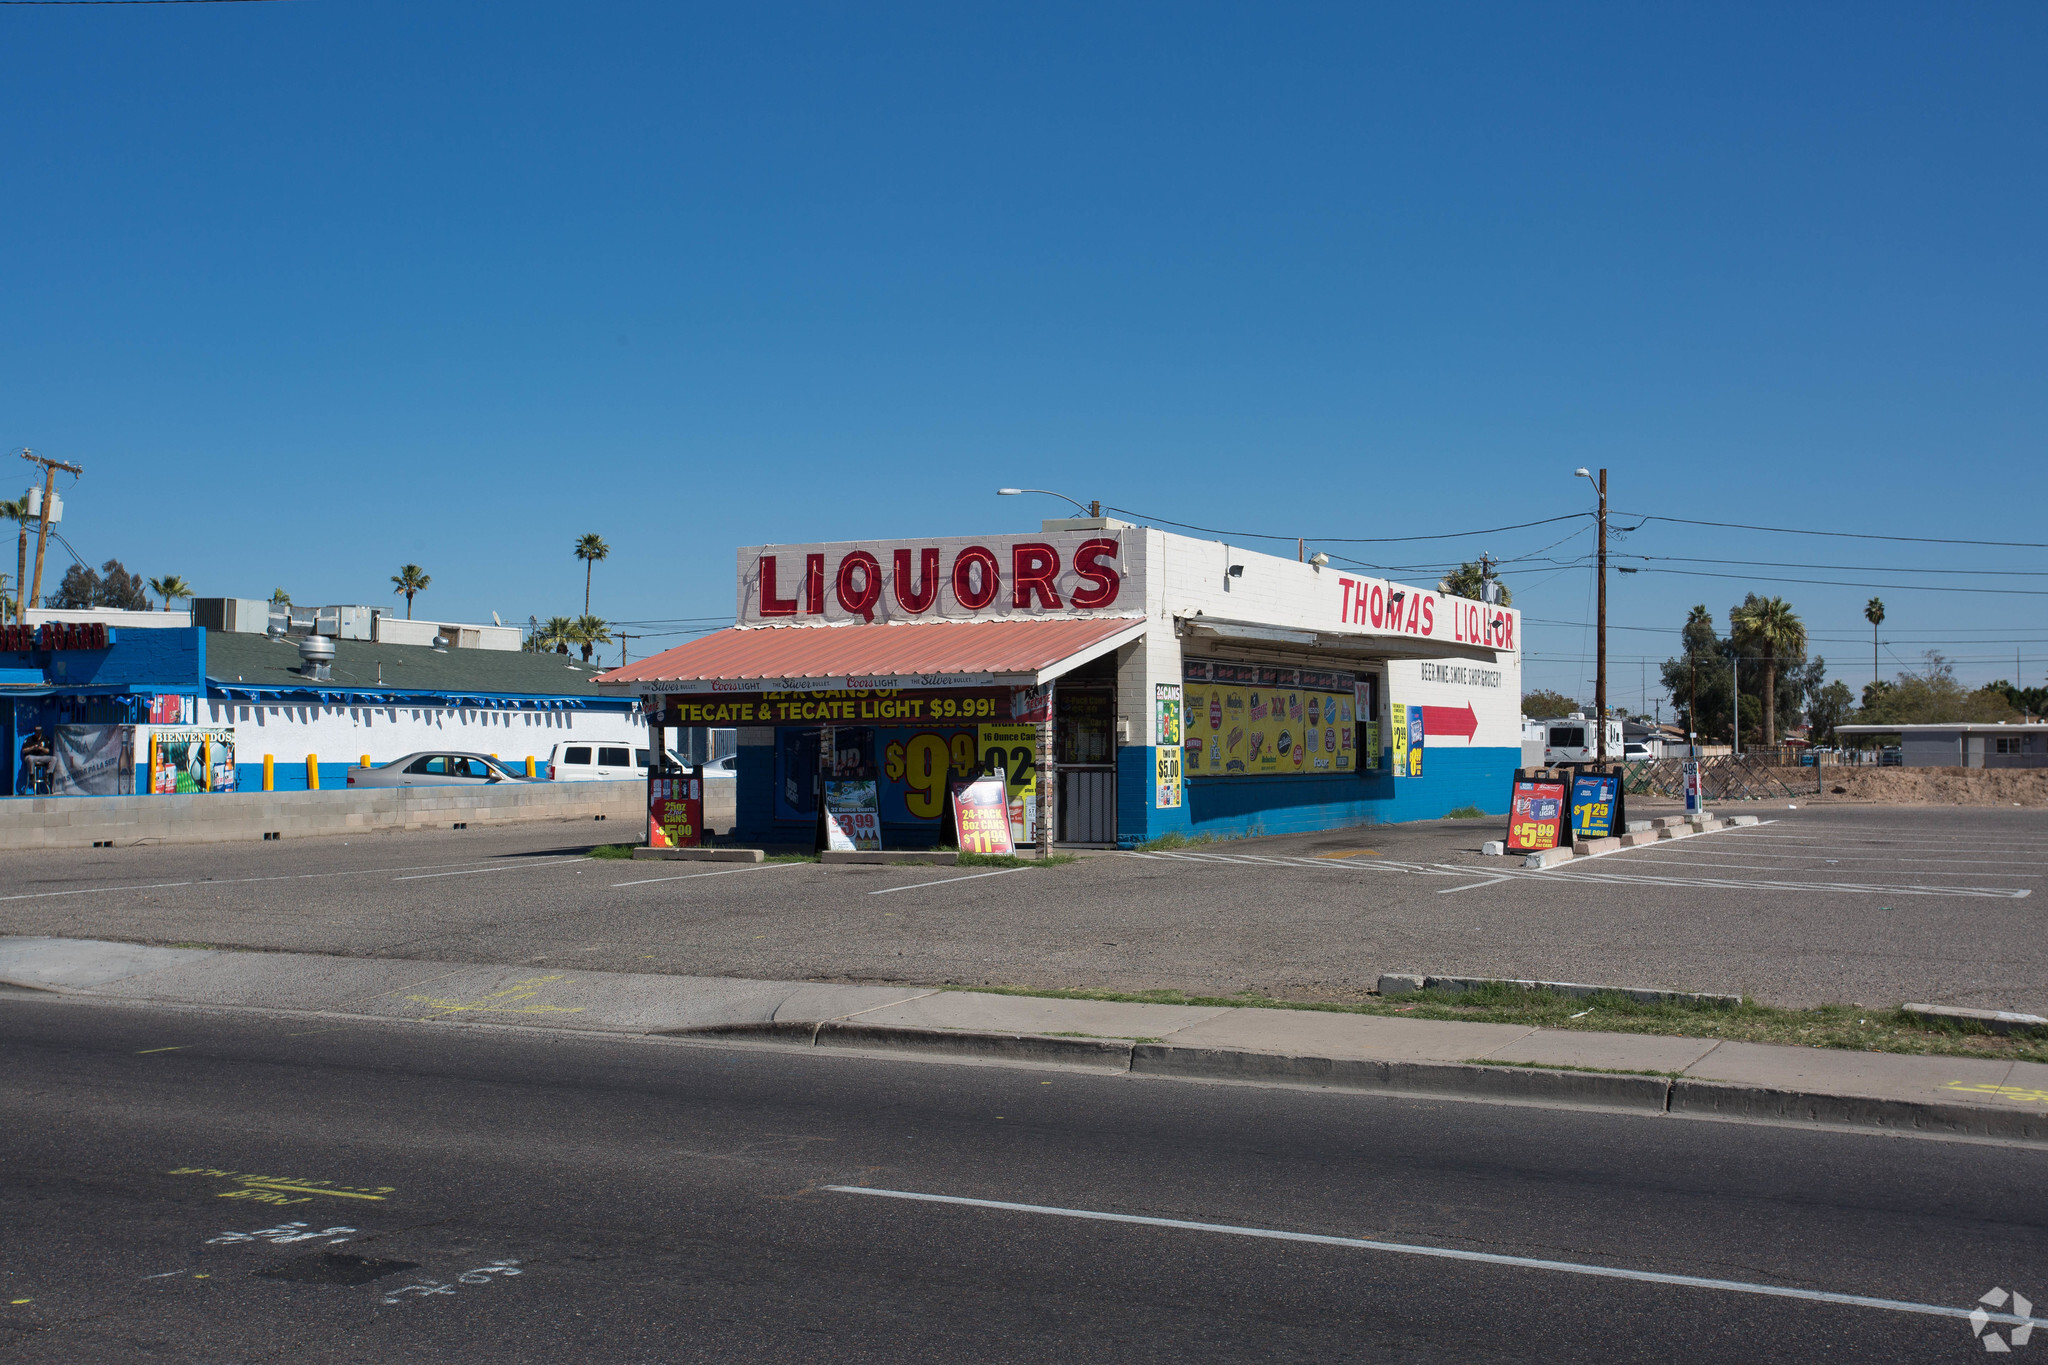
[737,532,1142,626]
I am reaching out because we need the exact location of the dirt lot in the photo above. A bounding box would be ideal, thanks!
[1815,766,2048,806]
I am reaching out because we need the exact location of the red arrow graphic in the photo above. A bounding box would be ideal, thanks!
[1419,703,1478,742]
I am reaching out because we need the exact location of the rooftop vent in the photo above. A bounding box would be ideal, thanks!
[297,634,335,680]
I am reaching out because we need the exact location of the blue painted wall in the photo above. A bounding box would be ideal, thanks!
[1116,744,1519,846]
[0,626,206,692]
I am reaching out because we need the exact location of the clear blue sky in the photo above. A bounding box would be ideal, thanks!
[4,1,2043,704]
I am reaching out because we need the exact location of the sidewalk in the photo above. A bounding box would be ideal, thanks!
[5,935,2045,1145]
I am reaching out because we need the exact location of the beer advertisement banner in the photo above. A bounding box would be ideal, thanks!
[950,775,1015,855]
[1506,778,1567,853]
[1181,662,1355,778]
[648,775,703,849]
[824,780,883,851]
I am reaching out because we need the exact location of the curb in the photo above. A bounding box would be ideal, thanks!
[682,1021,2048,1144]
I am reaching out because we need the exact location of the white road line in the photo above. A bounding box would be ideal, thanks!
[1123,852,1170,860]
[1436,877,1510,894]
[0,855,591,903]
[393,857,590,881]
[868,867,1035,896]
[1595,856,2037,879]
[611,862,807,888]
[824,1186,2042,1330]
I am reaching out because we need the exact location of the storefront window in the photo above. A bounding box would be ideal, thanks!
[1056,689,1114,765]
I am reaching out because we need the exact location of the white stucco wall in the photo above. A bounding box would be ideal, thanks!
[201,697,647,767]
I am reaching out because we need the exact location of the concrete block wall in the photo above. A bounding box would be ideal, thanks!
[0,779,652,850]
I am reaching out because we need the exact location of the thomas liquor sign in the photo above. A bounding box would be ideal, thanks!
[736,532,1141,625]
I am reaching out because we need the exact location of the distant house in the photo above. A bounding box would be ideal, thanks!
[1833,722,2048,769]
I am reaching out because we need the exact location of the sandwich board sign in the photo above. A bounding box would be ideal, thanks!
[824,780,882,851]
[1505,777,1568,854]
[950,775,1015,855]
[1570,772,1620,841]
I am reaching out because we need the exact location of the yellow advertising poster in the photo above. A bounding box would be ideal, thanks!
[977,722,1038,844]
[1390,701,1409,778]
[1182,668,1355,779]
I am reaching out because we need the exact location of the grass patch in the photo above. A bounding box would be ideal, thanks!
[1136,830,1218,852]
[586,843,638,859]
[933,982,2048,1063]
[1443,805,1491,821]
[955,851,1077,869]
[763,852,820,864]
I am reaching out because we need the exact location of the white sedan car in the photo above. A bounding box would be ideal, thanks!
[345,752,533,788]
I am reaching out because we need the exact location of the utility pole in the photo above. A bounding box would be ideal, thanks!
[616,632,641,667]
[20,450,82,618]
[1732,655,1741,757]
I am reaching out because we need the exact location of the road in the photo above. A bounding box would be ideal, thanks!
[1,992,2041,1362]
[0,804,2042,1011]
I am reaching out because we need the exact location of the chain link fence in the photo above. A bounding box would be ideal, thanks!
[1621,754,1822,801]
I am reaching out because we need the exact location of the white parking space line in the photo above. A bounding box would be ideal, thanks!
[868,867,1034,896]
[0,855,594,903]
[826,1186,2041,1331]
[394,857,590,881]
[1625,848,2048,869]
[1436,877,1510,894]
[611,863,806,888]
[1595,856,2039,880]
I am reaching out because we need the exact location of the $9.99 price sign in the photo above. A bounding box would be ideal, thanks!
[1505,779,1567,853]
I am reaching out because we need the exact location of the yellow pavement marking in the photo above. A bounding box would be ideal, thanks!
[137,1046,186,1054]
[402,974,585,1019]
[168,1168,396,1204]
[1944,1081,2048,1107]
[10,1298,29,1304]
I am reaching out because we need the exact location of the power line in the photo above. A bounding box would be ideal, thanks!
[1623,513,2048,550]
[1103,506,1591,547]
[1633,567,2048,596]
[1628,554,2048,577]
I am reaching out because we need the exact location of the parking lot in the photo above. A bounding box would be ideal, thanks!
[0,803,2041,1014]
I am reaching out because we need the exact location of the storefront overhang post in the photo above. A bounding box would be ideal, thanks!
[1036,682,1054,856]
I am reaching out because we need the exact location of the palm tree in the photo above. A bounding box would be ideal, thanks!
[538,615,577,654]
[1730,595,1807,749]
[1864,597,1885,691]
[574,533,609,615]
[391,564,431,619]
[147,574,193,611]
[571,614,611,663]
[1,497,28,621]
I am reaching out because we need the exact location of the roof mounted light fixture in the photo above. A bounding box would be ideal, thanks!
[997,487,1101,518]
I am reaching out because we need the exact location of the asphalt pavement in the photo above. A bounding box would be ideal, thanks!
[3,992,2044,1362]
[0,805,2040,1011]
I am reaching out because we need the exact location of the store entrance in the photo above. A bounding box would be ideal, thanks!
[1053,675,1116,845]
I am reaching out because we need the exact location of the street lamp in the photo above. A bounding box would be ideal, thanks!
[998,488,1101,518]
[1575,466,1609,765]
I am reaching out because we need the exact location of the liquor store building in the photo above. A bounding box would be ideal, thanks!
[597,517,1523,848]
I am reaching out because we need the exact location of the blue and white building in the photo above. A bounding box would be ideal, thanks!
[602,516,1523,847]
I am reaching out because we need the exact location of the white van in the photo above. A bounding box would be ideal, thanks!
[544,741,688,781]
[1541,716,1625,766]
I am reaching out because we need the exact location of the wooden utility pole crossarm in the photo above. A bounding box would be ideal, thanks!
[19,450,82,618]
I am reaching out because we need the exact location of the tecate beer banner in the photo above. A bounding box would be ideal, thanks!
[736,532,1143,625]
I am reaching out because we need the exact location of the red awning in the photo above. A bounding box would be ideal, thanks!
[597,616,1146,689]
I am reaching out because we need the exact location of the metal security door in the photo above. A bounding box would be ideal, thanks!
[1058,769,1117,844]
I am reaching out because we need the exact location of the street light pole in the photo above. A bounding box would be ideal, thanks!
[1596,468,1607,764]
[1574,467,1609,765]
